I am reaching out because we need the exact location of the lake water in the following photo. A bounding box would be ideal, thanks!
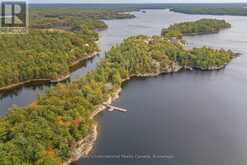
[75,10,247,165]
[1,9,247,165]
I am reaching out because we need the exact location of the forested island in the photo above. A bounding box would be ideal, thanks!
[170,7,247,16]
[162,19,231,39]
[0,8,134,91]
[0,28,238,164]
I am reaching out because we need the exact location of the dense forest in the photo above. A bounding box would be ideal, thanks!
[30,8,135,30]
[0,6,238,164]
[30,4,247,16]
[31,8,135,20]
[162,19,231,39]
[0,8,134,89]
[0,30,98,87]
[170,7,247,16]
[0,34,236,164]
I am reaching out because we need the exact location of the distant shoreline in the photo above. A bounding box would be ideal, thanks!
[0,52,98,93]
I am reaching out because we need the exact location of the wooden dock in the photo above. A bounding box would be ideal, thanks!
[103,104,128,112]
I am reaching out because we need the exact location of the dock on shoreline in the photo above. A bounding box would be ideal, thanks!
[103,104,128,112]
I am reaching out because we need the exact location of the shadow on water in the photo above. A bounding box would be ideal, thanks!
[0,83,52,100]
[0,58,91,99]
[0,52,101,115]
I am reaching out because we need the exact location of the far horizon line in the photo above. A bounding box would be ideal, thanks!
[29,2,247,4]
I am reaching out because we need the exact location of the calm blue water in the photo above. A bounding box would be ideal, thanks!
[75,10,247,165]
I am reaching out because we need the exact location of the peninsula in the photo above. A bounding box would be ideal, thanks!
[0,8,134,92]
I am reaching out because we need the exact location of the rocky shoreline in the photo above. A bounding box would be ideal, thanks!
[63,63,183,165]
[63,88,122,165]
[0,52,98,93]
[63,56,239,164]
